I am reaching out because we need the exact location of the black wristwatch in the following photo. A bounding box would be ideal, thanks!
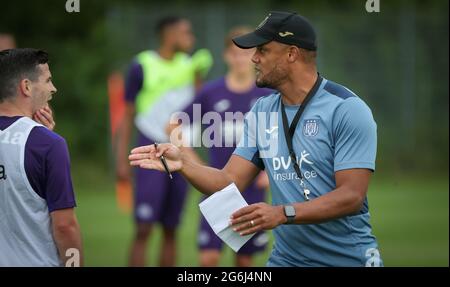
[283,205,296,224]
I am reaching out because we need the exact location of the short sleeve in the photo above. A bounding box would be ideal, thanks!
[124,61,144,103]
[45,137,76,212]
[191,49,213,78]
[333,97,377,172]
[233,99,265,170]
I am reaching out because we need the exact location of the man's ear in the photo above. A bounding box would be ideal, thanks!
[19,78,33,98]
[287,46,300,63]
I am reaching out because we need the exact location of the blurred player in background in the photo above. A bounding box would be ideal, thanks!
[116,16,213,266]
[168,26,272,267]
[0,48,83,266]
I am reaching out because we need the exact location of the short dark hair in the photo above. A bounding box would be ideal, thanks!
[155,16,185,38]
[0,48,48,102]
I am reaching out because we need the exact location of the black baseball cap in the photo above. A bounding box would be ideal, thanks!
[232,11,317,51]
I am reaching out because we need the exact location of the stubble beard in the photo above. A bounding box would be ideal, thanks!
[255,63,286,89]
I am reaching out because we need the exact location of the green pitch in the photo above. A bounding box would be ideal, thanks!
[73,163,448,267]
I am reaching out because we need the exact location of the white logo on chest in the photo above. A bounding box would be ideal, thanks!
[214,99,231,113]
[272,150,314,171]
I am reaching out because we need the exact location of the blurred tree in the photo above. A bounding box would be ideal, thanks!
[0,0,447,173]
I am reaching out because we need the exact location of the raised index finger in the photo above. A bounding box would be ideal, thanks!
[130,145,155,154]
[43,105,53,115]
[39,109,52,121]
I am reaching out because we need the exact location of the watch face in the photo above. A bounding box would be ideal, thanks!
[285,205,295,217]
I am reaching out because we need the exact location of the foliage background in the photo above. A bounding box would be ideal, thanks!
[1,0,448,266]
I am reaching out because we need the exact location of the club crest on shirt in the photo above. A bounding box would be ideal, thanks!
[303,119,319,137]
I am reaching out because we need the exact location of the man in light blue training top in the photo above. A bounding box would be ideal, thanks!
[129,11,382,267]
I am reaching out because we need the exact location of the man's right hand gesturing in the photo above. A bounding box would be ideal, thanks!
[129,143,183,172]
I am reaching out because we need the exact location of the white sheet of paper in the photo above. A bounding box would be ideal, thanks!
[199,183,255,252]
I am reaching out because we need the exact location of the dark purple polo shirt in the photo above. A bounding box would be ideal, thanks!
[182,77,273,169]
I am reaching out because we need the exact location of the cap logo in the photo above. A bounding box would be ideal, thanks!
[278,31,294,37]
[256,14,271,30]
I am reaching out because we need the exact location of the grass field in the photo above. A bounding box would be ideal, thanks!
[72,161,449,267]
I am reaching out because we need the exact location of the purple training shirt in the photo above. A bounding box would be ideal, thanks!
[182,77,273,202]
[0,116,76,212]
[125,61,144,104]
[182,77,273,169]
